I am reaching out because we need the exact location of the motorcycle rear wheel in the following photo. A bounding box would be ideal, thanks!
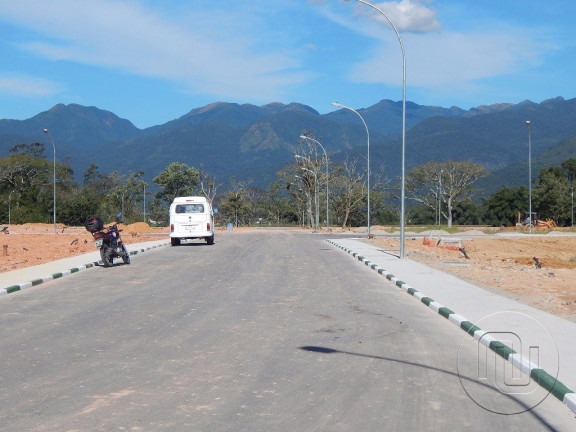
[100,245,114,267]
[121,244,130,264]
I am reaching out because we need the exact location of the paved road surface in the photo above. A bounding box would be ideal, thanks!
[0,230,573,431]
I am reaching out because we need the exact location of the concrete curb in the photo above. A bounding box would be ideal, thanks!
[0,242,170,296]
[327,239,576,415]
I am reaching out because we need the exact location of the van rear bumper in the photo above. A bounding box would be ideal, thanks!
[170,233,213,240]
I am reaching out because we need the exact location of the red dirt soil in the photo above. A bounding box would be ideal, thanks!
[0,223,168,273]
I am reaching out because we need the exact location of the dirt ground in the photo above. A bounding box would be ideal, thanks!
[0,222,169,273]
[365,228,576,323]
[2,223,576,322]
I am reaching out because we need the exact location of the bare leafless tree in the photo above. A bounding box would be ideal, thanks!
[406,160,487,227]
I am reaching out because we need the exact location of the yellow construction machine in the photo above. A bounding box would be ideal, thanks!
[517,211,557,229]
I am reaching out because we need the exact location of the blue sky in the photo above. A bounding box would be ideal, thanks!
[0,0,574,128]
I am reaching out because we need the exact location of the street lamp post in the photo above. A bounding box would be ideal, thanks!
[8,190,14,225]
[438,169,443,226]
[331,102,371,237]
[344,0,406,257]
[295,155,314,228]
[289,182,308,228]
[526,121,532,234]
[121,191,125,222]
[437,174,440,226]
[295,174,312,228]
[299,135,330,230]
[43,129,56,234]
[303,166,320,230]
[295,154,319,230]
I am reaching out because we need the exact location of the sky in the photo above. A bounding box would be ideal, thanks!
[0,0,575,129]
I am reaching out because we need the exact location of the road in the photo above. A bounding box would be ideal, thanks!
[0,230,573,431]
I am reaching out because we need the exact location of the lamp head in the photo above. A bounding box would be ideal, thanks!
[526,120,530,126]
[43,128,48,133]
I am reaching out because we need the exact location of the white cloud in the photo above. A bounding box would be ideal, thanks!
[349,29,551,91]
[0,0,311,102]
[0,0,563,112]
[317,1,554,99]
[0,75,60,97]
[355,0,441,33]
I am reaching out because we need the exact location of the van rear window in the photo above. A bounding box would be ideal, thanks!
[175,204,204,214]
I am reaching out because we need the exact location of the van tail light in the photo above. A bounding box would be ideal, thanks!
[207,222,211,231]
[170,223,174,232]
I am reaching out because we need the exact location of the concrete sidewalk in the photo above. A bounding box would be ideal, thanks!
[328,237,576,416]
[0,238,170,295]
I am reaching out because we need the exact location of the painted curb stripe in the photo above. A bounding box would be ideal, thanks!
[564,393,576,413]
[489,340,516,359]
[327,239,576,413]
[6,285,20,294]
[509,353,539,377]
[420,296,433,306]
[400,284,413,293]
[531,369,573,401]
[0,242,170,296]
[461,321,481,336]
[448,313,466,327]
[438,307,454,318]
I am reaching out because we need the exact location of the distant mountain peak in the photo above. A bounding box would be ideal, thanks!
[2,96,576,194]
[263,102,319,115]
[542,96,565,104]
[264,102,285,109]
[46,103,122,119]
[472,102,515,113]
[517,99,536,106]
[198,102,227,113]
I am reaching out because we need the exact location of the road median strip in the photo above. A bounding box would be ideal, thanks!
[327,239,576,415]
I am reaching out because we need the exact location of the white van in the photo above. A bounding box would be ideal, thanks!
[169,196,214,246]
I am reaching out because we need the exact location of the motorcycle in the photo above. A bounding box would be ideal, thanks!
[85,217,131,267]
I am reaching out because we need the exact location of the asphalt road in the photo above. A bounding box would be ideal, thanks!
[0,230,573,431]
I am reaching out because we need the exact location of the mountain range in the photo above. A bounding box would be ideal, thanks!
[1,97,575,196]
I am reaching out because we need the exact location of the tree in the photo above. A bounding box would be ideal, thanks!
[265,182,298,226]
[243,187,269,225]
[406,160,487,227]
[481,186,528,226]
[330,157,366,228]
[0,147,56,223]
[218,187,252,226]
[100,171,147,223]
[294,134,328,229]
[451,199,482,225]
[10,142,46,158]
[533,167,571,225]
[199,170,220,205]
[83,163,101,187]
[57,191,99,226]
[561,158,576,183]
[152,162,200,207]
[276,162,313,227]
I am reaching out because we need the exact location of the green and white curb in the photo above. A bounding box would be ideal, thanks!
[1,242,170,296]
[327,239,576,416]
